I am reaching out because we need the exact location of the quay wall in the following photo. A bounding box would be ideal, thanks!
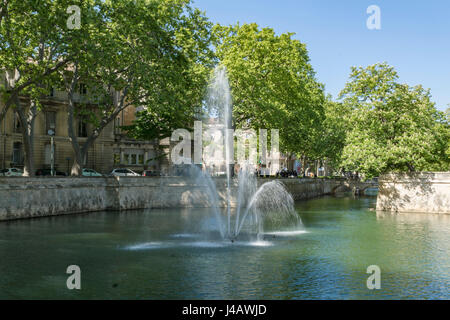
[376,172,450,214]
[0,177,342,221]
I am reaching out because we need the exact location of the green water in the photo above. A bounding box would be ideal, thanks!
[0,194,449,299]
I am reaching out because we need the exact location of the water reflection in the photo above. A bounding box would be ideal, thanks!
[0,195,448,299]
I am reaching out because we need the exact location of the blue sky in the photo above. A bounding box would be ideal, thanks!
[192,0,450,111]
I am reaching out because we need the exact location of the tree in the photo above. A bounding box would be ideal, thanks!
[431,107,450,171]
[0,0,8,26]
[213,23,325,162]
[61,0,214,175]
[312,96,350,173]
[339,62,449,179]
[123,0,215,143]
[0,0,75,176]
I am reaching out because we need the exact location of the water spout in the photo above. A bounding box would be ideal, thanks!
[194,66,301,241]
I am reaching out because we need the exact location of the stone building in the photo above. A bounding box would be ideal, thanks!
[0,74,159,174]
[112,105,160,173]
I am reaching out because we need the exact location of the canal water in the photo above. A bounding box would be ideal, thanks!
[0,194,449,299]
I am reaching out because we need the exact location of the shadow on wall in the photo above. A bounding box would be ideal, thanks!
[377,172,450,213]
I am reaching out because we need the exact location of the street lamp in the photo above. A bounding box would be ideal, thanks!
[48,129,55,176]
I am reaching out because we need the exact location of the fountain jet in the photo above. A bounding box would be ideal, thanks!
[197,66,302,241]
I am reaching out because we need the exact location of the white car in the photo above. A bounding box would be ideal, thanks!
[0,168,24,176]
[82,168,102,177]
[110,168,140,177]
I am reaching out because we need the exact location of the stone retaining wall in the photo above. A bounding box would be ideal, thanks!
[376,172,450,214]
[0,176,340,221]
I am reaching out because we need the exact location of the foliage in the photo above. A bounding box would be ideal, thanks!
[213,23,325,157]
[55,0,214,174]
[339,63,449,178]
[0,0,78,175]
[119,0,215,141]
[313,96,350,169]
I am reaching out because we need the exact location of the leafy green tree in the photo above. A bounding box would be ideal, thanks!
[431,108,450,171]
[213,23,325,161]
[61,0,214,175]
[312,96,350,172]
[339,63,449,178]
[0,0,76,176]
[123,0,214,143]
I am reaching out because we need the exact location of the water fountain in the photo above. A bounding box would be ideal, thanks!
[197,66,302,242]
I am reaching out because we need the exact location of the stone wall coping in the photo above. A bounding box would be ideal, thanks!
[379,172,450,183]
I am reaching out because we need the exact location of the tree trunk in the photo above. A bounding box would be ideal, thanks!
[66,66,84,176]
[65,66,130,176]
[287,154,292,171]
[71,149,87,176]
[407,162,416,172]
[316,160,321,177]
[21,133,34,177]
[15,97,37,177]
[67,125,83,176]
[301,155,307,177]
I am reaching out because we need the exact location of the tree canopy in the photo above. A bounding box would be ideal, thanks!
[0,0,78,175]
[1,2,448,178]
[338,63,449,178]
[59,0,214,174]
[213,23,325,157]
[312,97,350,169]
[121,0,215,142]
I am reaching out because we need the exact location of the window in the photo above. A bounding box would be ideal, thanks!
[79,83,87,95]
[12,142,23,164]
[114,117,121,135]
[78,117,87,137]
[13,113,21,133]
[122,151,145,166]
[131,154,137,165]
[45,111,56,135]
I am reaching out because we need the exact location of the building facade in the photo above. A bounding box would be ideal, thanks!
[112,106,160,173]
[0,74,159,175]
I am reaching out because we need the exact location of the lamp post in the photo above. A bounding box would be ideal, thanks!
[48,129,55,176]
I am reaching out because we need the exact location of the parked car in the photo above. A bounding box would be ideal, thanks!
[82,168,103,177]
[0,168,24,176]
[276,168,297,179]
[109,168,140,177]
[35,169,67,176]
[142,170,160,177]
